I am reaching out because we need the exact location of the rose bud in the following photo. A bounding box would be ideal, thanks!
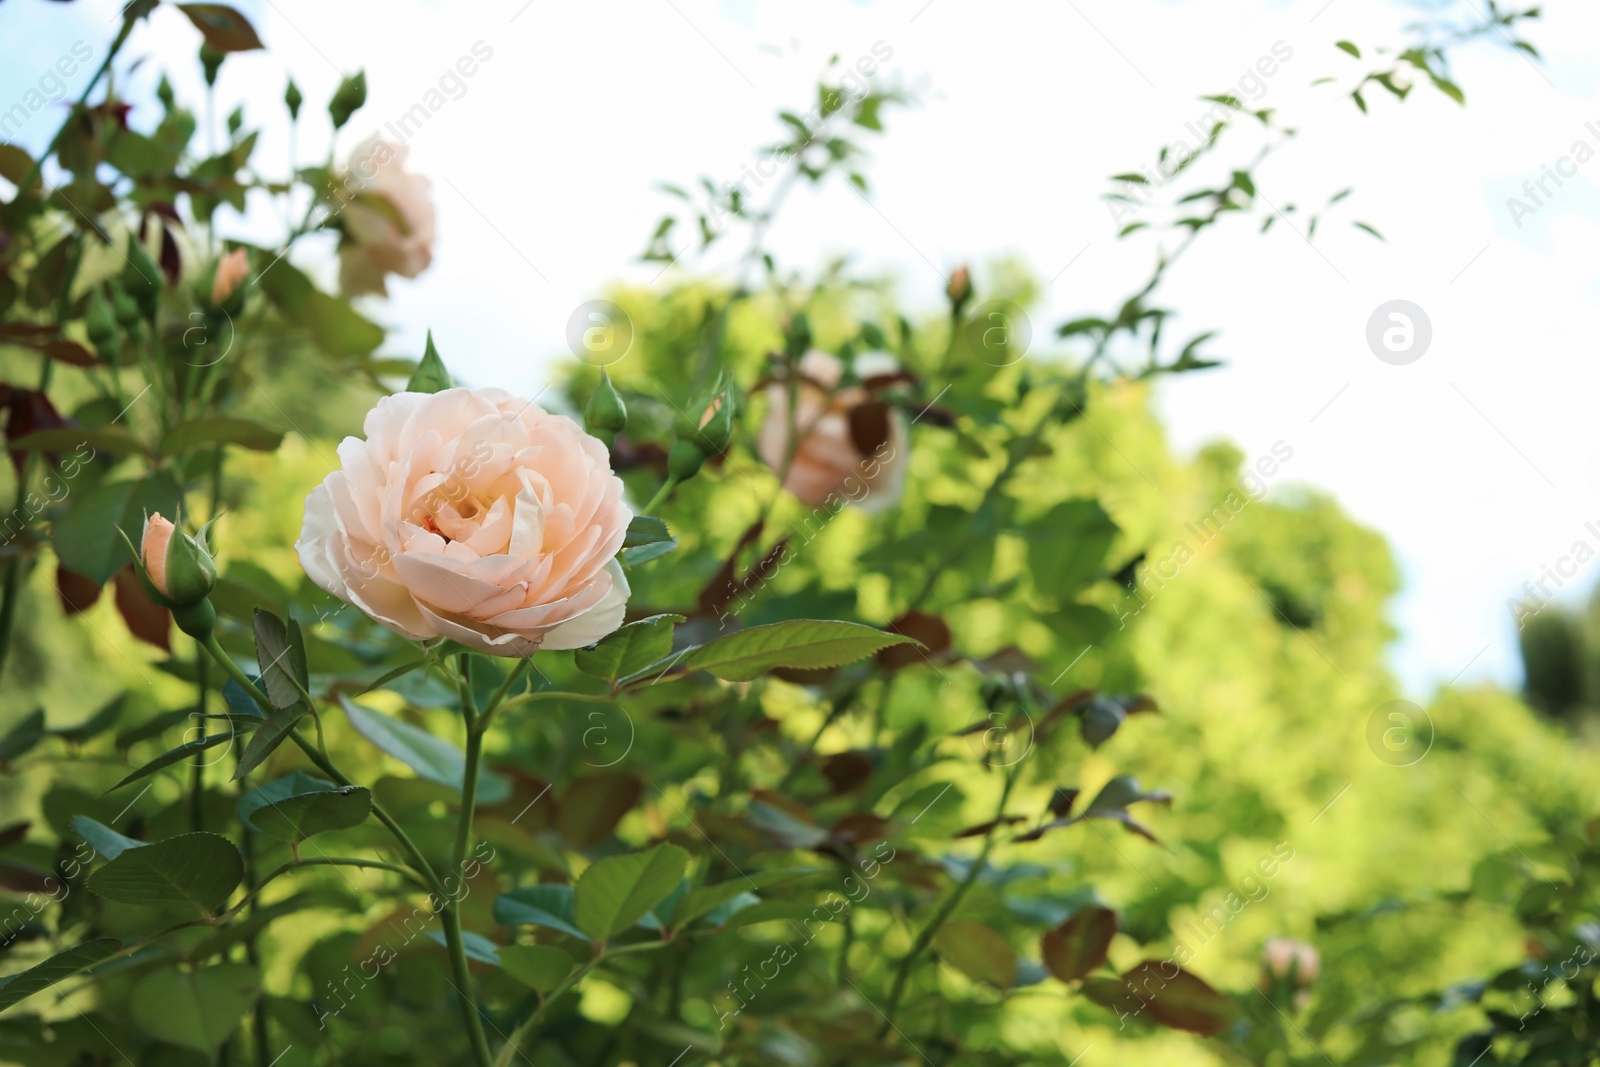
[667,438,706,481]
[200,42,225,87]
[946,265,972,313]
[111,285,141,328]
[210,248,250,308]
[1260,938,1320,989]
[584,370,628,440]
[126,513,219,639]
[121,235,162,318]
[698,385,736,454]
[328,70,367,130]
[85,287,118,355]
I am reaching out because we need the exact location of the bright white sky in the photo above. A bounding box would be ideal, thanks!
[6,0,1600,700]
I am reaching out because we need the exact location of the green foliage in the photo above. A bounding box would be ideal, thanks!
[236,773,371,841]
[572,843,690,941]
[84,829,243,912]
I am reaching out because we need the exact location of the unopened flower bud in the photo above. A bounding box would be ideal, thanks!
[584,371,627,436]
[111,286,141,328]
[121,235,162,317]
[285,78,303,120]
[85,287,118,352]
[329,70,367,130]
[698,390,735,454]
[134,513,218,620]
[667,439,705,481]
[1260,938,1320,989]
[785,311,811,358]
[979,675,1014,710]
[946,265,972,313]
[200,43,225,87]
[210,248,250,307]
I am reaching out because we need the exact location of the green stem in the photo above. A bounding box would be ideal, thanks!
[226,857,426,918]
[238,799,270,1067]
[188,684,206,833]
[444,663,494,1067]
[475,658,532,734]
[495,689,616,715]
[876,766,1020,1038]
[0,563,23,692]
[641,476,679,516]
[492,941,669,1067]
[776,682,865,792]
[199,634,445,898]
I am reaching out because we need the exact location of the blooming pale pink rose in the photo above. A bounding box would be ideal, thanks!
[140,513,176,598]
[336,136,436,298]
[211,248,250,305]
[296,387,633,656]
[756,350,907,512]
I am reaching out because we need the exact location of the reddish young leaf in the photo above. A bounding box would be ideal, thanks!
[157,225,181,285]
[178,3,264,52]
[828,812,890,848]
[934,919,1017,989]
[877,610,951,671]
[1,386,68,475]
[1042,906,1117,982]
[39,340,98,367]
[820,751,874,795]
[554,773,641,848]
[112,566,170,652]
[1119,960,1237,1036]
[56,565,103,616]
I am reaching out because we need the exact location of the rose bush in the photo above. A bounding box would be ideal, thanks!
[0,4,1574,1067]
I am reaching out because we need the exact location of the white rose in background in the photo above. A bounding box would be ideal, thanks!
[296,387,632,656]
[757,349,908,511]
[336,136,437,297]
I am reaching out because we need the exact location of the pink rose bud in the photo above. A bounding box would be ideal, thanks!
[1261,938,1320,987]
[141,513,176,598]
[134,512,218,628]
[946,265,972,309]
[211,248,250,306]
